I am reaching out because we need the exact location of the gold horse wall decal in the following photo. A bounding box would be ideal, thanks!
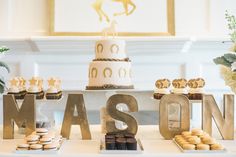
[92,0,136,22]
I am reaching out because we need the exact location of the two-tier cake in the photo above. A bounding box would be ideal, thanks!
[86,39,134,90]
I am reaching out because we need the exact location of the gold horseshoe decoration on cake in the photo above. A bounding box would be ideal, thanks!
[110,44,119,53]
[103,67,112,78]
[119,68,127,78]
[91,67,98,78]
[97,43,103,53]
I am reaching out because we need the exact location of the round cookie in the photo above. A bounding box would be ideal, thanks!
[182,131,192,138]
[16,143,29,151]
[30,144,43,150]
[191,128,203,136]
[40,137,52,145]
[182,144,195,150]
[25,135,39,144]
[36,128,48,136]
[44,143,58,151]
[187,136,201,144]
[211,143,224,150]
[196,144,210,150]
[202,137,216,145]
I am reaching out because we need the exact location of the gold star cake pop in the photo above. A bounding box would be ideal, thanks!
[153,79,171,99]
[188,78,205,100]
[46,77,62,100]
[27,77,44,99]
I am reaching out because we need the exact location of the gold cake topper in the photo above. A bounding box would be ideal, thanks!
[92,0,136,22]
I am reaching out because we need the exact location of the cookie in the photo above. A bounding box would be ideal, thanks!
[210,143,224,150]
[43,143,58,151]
[182,144,195,150]
[25,135,39,144]
[40,137,52,145]
[16,143,29,151]
[30,144,43,150]
[196,144,210,150]
[187,136,201,144]
[36,128,48,136]
[191,128,203,136]
[182,131,192,138]
[202,137,216,145]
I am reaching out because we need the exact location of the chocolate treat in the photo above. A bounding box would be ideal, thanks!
[153,93,165,99]
[46,91,62,100]
[105,139,116,150]
[188,93,203,100]
[27,91,44,99]
[124,133,135,138]
[105,134,115,140]
[126,138,137,150]
[115,134,125,139]
[116,138,126,150]
[7,92,25,99]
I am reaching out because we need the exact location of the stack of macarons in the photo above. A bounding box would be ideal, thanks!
[174,128,224,151]
[16,128,63,151]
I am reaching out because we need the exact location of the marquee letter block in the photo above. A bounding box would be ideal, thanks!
[61,94,91,140]
[106,94,138,135]
[3,94,36,139]
[202,94,234,140]
[159,94,190,140]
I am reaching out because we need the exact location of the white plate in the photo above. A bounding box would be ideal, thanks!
[100,139,144,154]
[15,139,65,154]
[173,139,227,153]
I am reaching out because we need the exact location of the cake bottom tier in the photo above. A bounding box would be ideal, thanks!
[87,61,134,89]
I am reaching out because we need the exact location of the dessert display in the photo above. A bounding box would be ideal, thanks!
[174,129,225,152]
[188,78,205,100]
[104,133,137,150]
[16,128,63,152]
[46,77,62,100]
[7,77,26,99]
[153,79,171,99]
[86,39,134,90]
[7,76,63,100]
[27,77,44,99]
[171,78,188,96]
[153,78,206,100]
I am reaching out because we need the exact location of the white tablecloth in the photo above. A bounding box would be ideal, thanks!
[0,125,236,157]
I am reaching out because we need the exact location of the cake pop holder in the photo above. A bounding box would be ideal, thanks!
[100,138,144,154]
[173,139,227,153]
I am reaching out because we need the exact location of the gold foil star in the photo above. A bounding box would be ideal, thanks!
[48,78,56,87]
[10,78,19,87]
[29,77,37,86]
[178,79,187,88]
[162,79,170,88]
[196,78,205,88]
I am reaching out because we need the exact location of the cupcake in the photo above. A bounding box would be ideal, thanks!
[8,77,27,99]
[153,79,171,99]
[27,77,44,99]
[188,78,205,100]
[171,79,188,96]
[46,77,62,100]
[18,77,27,98]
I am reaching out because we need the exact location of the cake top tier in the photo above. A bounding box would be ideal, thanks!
[95,39,128,60]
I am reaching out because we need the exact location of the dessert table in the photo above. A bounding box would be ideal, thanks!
[0,125,236,157]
